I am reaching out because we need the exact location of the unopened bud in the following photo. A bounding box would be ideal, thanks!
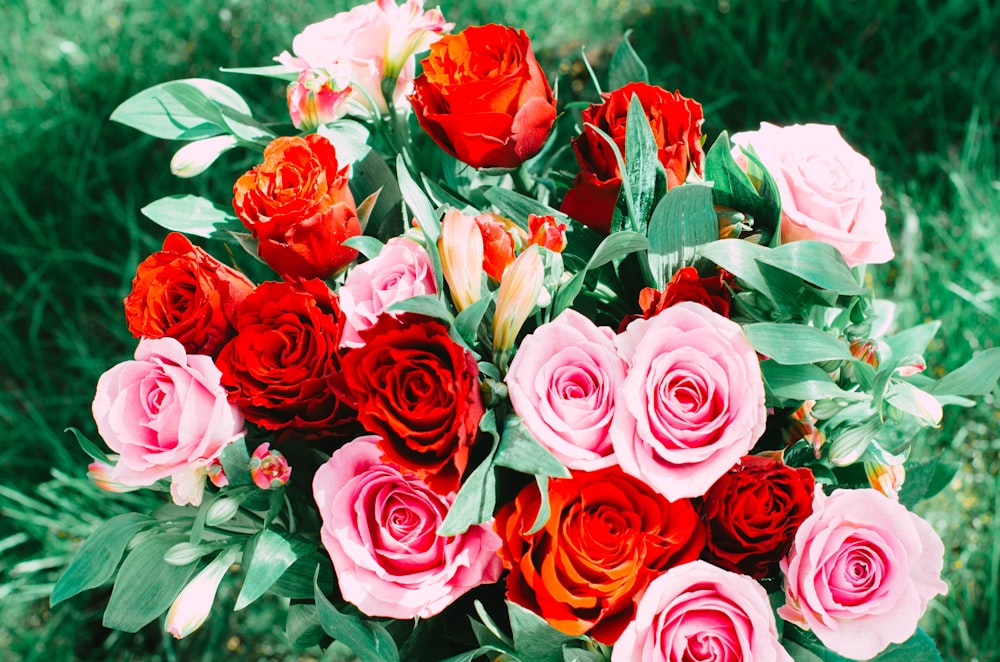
[170,135,238,178]
[249,443,291,490]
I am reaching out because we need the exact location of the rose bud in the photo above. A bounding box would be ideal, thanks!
[410,24,557,169]
[233,134,360,280]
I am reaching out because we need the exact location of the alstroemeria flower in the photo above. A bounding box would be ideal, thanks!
[439,209,484,311]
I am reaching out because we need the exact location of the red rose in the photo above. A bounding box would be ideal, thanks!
[338,314,484,493]
[495,465,705,644]
[124,233,254,356]
[410,24,557,169]
[216,279,355,438]
[560,82,705,233]
[233,134,360,279]
[641,266,733,317]
[700,454,815,579]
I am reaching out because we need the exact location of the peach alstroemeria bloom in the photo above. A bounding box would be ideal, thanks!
[87,457,140,494]
[527,214,567,252]
[865,460,906,498]
[165,547,241,639]
[476,212,526,282]
[439,209,484,311]
[287,68,353,131]
[493,247,543,363]
[275,0,452,115]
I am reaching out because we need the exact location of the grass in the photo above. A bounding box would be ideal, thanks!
[1,0,997,659]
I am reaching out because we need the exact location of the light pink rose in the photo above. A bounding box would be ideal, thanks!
[338,236,437,347]
[778,488,947,660]
[505,309,625,470]
[611,302,766,501]
[276,0,453,115]
[313,436,503,619]
[92,337,245,506]
[731,123,893,267]
[613,560,791,662]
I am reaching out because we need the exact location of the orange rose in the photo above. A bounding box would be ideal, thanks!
[495,465,705,644]
[233,134,360,279]
[124,232,254,356]
[410,24,557,169]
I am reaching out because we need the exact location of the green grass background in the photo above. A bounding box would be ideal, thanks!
[1,0,997,659]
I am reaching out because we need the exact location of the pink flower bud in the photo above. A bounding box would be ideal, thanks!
[206,459,228,488]
[165,548,240,638]
[87,457,139,494]
[249,443,292,489]
[287,68,353,131]
[169,135,238,178]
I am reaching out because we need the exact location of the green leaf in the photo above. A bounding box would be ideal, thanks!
[219,439,252,488]
[621,94,664,234]
[64,427,109,464]
[396,154,439,241]
[607,30,649,89]
[438,410,500,536]
[342,235,386,260]
[317,120,372,165]
[783,625,942,661]
[314,572,400,662]
[220,64,300,81]
[704,132,781,242]
[587,231,649,270]
[454,293,493,348]
[646,183,718,289]
[755,241,866,295]
[110,78,253,140]
[140,195,244,239]
[271,554,333,600]
[439,646,509,662]
[760,362,860,405]
[162,82,272,144]
[50,513,154,606]
[494,415,571,478]
[236,529,308,610]
[745,323,853,365]
[103,533,198,632]
[883,321,941,361]
[898,458,960,508]
[508,601,577,662]
[931,347,1000,396]
[388,294,454,322]
[286,603,326,650]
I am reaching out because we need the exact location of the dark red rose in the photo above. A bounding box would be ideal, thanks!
[338,314,484,493]
[700,454,816,579]
[124,233,254,356]
[410,24,557,169]
[495,465,705,644]
[560,82,705,233]
[233,134,360,279]
[216,279,355,438]
[618,267,733,332]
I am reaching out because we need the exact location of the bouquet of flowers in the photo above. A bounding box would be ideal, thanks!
[51,1,1000,660]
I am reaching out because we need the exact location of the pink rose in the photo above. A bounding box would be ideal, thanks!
[778,488,947,660]
[505,309,625,470]
[613,560,791,662]
[338,236,438,347]
[313,436,503,618]
[731,123,893,267]
[276,0,452,115]
[92,337,245,506]
[611,302,766,500]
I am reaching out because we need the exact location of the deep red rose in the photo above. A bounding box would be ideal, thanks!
[124,233,254,356]
[618,266,733,332]
[560,82,705,233]
[700,454,816,579]
[410,24,557,169]
[338,314,484,493]
[495,465,705,644]
[233,134,360,279]
[216,279,355,438]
